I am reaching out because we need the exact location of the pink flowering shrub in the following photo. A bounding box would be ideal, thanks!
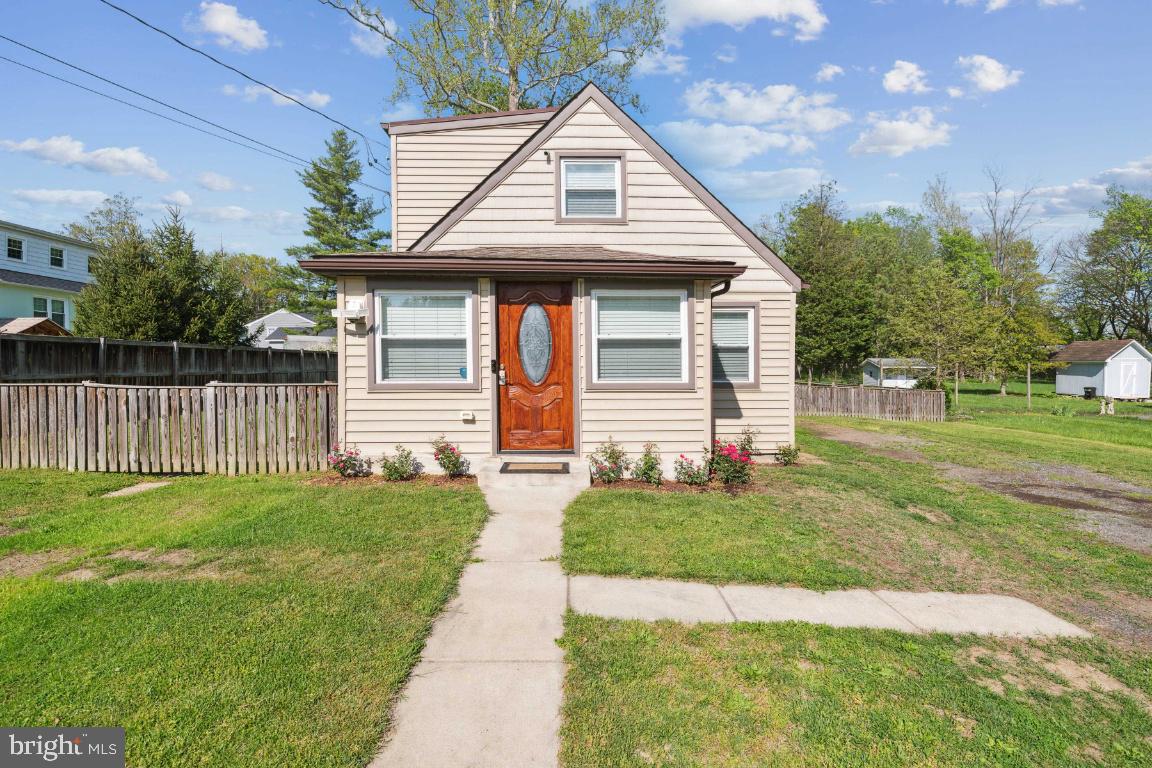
[673,454,710,486]
[590,438,630,484]
[327,443,371,478]
[707,439,754,485]
[431,435,469,477]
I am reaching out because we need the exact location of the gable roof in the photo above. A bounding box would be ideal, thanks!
[245,308,316,330]
[0,317,71,336]
[407,83,803,292]
[1051,339,1152,363]
[383,107,557,135]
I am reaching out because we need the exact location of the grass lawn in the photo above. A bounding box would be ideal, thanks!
[561,388,1152,765]
[0,470,488,767]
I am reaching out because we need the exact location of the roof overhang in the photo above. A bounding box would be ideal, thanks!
[299,248,745,280]
[383,108,557,135]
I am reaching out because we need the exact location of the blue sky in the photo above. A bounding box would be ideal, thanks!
[2,0,1149,259]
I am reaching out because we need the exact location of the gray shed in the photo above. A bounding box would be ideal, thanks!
[1052,340,1152,400]
[862,357,935,389]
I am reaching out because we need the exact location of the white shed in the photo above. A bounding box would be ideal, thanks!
[862,358,935,389]
[1052,340,1152,400]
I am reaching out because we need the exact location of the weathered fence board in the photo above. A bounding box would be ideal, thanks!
[795,384,946,422]
[0,383,338,474]
[0,334,336,385]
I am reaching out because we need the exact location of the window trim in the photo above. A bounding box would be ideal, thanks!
[711,302,760,389]
[49,246,66,269]
[7,237,24,261]
[554,151,628,225]
[586,284,695,391]
[364,278,481,392]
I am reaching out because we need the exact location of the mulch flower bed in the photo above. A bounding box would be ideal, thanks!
[305,474,477,488]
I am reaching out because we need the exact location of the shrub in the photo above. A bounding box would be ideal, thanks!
[431,435,469,477]
[674,454,710,486]
[379,445,421,481]
[708,439,754,485]
[590,438,630,484]
[327,443,372,478]
[1050,403,1076,417]
[631,442,663,485]
[775,443,800,466]
[737,427,760,455]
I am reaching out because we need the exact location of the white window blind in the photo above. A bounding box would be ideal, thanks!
[376,292,471,383]
[562,159,620,218]
[594,291,686,382]
[712,309,752,383]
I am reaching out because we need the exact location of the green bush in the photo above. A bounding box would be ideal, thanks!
[379,445,421,481]
[631,442,663,485]
[736,427,760,455]
[673,454,710,486]
[591,438,630,484]
[775,443,800,466]
[431,435,469,477]
[707,439,754,485]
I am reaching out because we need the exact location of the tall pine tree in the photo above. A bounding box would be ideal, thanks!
[285,129,388,327]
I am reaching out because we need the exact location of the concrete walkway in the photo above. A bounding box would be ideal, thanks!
[369,461,587,768]
[569,575,1090,638]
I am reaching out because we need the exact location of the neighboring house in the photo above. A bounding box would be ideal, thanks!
[300,83,801,471]
[0,220,95,331]
[1052,340,1152,400]
[862,357,935,389]
[245,309,317,347]
[0,317,71,336]
[264,327,337,351]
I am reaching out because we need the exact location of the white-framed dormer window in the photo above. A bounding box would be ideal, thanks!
[712,307,754,384]
[7,237,23,260]
[559,156,623,220]
[33,297,66,326]
[592,288,687,383]
[374,289,473,385]
[50,246,66,269]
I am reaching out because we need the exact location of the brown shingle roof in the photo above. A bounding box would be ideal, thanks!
[0,268,88,293]
[1050,340,1138,362]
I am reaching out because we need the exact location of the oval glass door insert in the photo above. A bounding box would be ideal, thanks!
[518,303,553,385]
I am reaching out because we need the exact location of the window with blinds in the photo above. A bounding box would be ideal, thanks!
[375,291,472,383]
[593,290,686,382]
[561,158,620,218]
[712,308,753,383]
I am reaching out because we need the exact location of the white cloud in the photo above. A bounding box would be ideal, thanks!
[714,45,738,64]
[850,107,954,157]
[956,54,1022,92]
[664,0,829,42]
[953,0,1080,11]
[380,102,424,123]
[349,12,395,58]
[12,189,107,207]
[882,60,931,94]
[163,190,193,207]
[1030,155,1152,216]
[683,79,851,133]
[636,50,689,76]
[701,167,824,202]
[659,121,814,167]
[1,135,169,181]
[947,86,966,98]
[191,2,269,51]
[814,63,844,82]
[222,84,332,108]
[197,171,235,191]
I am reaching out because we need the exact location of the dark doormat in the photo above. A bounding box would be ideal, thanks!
[499,461,570,474]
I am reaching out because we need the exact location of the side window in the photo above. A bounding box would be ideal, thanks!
[7,237,24,260]
[50,247,65,268]
[711,308,754,383]
[559,157,624,221]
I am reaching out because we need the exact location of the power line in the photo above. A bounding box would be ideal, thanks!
[0,54,391,196]
[96,0,390,169]
[0,32,309,166]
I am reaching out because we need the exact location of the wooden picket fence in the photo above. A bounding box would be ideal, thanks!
[0,383,337,474]
[795,383,946,422]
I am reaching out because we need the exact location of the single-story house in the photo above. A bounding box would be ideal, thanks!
[862,357,935,389]
[1052,339,1151,400]
[301,83,800,471]
[245,308,318,347]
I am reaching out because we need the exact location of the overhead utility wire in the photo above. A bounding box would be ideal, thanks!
[96,0,390,169]
[0,54,390,196]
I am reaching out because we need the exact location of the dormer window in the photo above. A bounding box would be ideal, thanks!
[556,154,626,223]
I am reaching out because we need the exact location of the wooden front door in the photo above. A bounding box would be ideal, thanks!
[497,282,574,451]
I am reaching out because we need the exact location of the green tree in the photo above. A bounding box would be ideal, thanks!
[73,206,250,344]
[318,0,665,114]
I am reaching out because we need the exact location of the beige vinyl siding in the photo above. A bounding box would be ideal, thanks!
[338,276,494,468]
[392,123,544,250]
[427,99,795,452]
[577,279,710,462]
